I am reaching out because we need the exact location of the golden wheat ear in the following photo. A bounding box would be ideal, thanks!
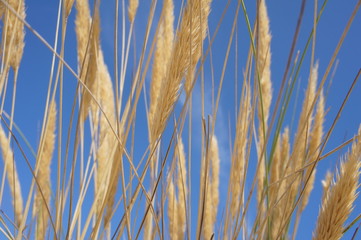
[150,0,212,142]
[256,0,272,225]
[128,0,139,23]
[0,125,23,226]
[313,126,361,240]
[148,0,175,179]
[2,0,25,70]
[175,137,187,239]
[167,181,177,240]
[301,89,325,211]
[34,101,57,239]
[202,135,220,239]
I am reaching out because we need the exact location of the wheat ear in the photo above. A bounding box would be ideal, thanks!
[128,0,139,23]
[272,127,290,239]
[75,0,91,71]
[203,135,220,239]
[210,136,220,230]
[256,0,272,219]
[313,126,361,240]
[184,0,211,95]
[34,101,57,239]
[321,171,332,204]
[148,0,174,177]
[151,0,212,141]
[269,130,281,208]
[230,81,251,221]
[287,62,318,214]
[167,181,177,240]
[176,138,187,239]
[301,90,325,211]
[0,125,23,226]
[1,0,25,70]
[95,55,118,226]
[97,49,118,228]
[75,0,100,122]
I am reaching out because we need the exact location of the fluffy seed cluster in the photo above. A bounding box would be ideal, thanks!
[34,101,57,239]
[0,0,26,70]
[0,125,23,226]
[313,126,361,240]
[167,138,188,240]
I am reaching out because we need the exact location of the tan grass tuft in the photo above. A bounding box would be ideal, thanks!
[230,82,251,220]
[34,101,57,239]
[287,62,318,216]
[165,137,188,239]
[256,0,272,124]
[271,127,290,239]
[184,0,211,95]
[95,49,118,223]
[149,0,174,139]
[148,0,174,177]
[203,135,220,239]
[167,181,177,240]
[97,49,119,227]
[0,125,23,226]
[1,0,26,70]
[151,0,212,142]
[269,131,281,208]
[313,126,361,240]
[256,0,272,218]
[175,138,187,239]
[128,0,139,23]
[75,0,91,71]
[301,90,325,211]
[321,171,332,204]
[75,0,101,123]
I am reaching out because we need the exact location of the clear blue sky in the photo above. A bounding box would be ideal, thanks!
[1,0,361,239]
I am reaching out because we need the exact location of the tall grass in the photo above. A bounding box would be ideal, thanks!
[0,0,360,239]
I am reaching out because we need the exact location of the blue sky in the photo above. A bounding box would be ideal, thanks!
[1,0,361,239]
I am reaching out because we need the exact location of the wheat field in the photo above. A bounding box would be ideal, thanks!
[0,0,360,239]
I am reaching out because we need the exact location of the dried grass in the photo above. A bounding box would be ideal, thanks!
[313,126,361,240]
[0,125,23,226]
[256,0,272,221]
[0,0,360,239]
[34,101,57,239]
[1,0,25,70]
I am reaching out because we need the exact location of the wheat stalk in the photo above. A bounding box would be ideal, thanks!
[65,0,74,17]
